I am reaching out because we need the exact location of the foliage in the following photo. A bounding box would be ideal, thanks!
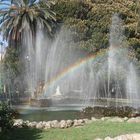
[0,102,19,132]
[53,0,91,20]
[134,0,140,35]
[2,47,23,93]
[64,18,89,42]
[135,47,140,60]
[3,47,21,76]
[0,0,57,47]
[53,0,140,59]
[80,106,136,118]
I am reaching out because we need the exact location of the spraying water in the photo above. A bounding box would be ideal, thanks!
[126,63,139,108]
[19,14,140,108]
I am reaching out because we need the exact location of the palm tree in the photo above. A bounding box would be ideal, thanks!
[0,0,57,47]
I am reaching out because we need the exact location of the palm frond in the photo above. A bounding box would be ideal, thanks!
[0,0,57,48]
[11,0,23,6]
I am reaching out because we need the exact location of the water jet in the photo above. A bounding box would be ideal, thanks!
[19,14,140,111]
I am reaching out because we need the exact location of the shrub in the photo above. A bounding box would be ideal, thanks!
[80,106,136,118]
[53,0,91,20]
[0,102,19,132]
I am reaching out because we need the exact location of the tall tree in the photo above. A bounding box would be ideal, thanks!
[135,0,140,35]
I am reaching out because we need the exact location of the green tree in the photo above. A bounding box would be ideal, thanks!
[134,0,140,35]
[0,0,57,47]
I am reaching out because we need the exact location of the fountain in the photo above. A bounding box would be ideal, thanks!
[19,13,140,109]
[52,86,62,97]
[126,63,139,108]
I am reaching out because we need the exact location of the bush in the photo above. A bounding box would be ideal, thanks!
[80,106,136,118]
[0,102,19,132]
[53,0,91,20]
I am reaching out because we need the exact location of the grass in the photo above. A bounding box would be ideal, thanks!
[1,121,140,140]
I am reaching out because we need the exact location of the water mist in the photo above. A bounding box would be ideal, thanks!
[21,14,140,108]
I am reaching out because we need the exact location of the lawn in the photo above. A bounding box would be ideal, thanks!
[1,121,140,140]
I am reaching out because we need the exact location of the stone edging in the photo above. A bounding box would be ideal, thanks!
[13,116,140,130]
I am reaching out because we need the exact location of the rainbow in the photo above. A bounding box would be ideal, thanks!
[44,48,109,93]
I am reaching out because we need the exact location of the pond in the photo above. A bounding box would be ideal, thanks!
[13,105,83,122]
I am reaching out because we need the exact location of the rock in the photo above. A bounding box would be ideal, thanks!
[101,117,111,121]
[127,117,135,123]
[27,122,32,127]
[51,120,59,128]
[44,121,51,129]
[83,118,90,124]
[101,117,105,121]
[36,122,44,129]
[91,117,97,121]
[73,119,84,127]
[59,120,67,128]
[113,135,130,140]
[107,117,124,122]
[95,138,103,140]
[104,134,140,140]
[14,119,23,124]
[123,117,128,121]
[83,118,88,123]
[73,120,78,127]
[78,119,84,123]
[22,120,30,127]
[14,116,140,131]
[104,137,113,140]
[13,119,24,127]
[66,120,73,127]
[28,121,37,128]
[24,120,30,125]
[127,117,140,123]
[132,134,140,140]
[42,121,47,127]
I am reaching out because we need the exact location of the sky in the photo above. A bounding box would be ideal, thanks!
[0,0,11,53]
[0,34,7,53]
[0,34,7,60]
